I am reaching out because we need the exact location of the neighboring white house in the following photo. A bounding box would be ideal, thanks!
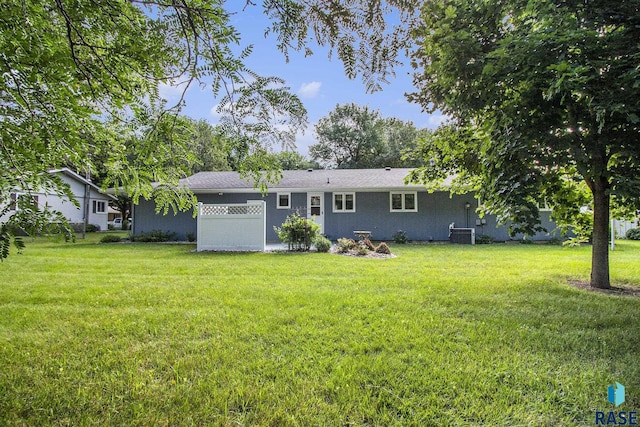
[1,168,116,231]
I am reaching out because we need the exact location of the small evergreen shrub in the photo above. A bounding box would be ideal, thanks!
[274,213,320,251]
[186,232,196,242]
[375,242,391,254]
[336,238,357,253]
[356,242,370,256]
[546,237,564,245]
[100,235,123,243]
[313,236,332,253]
[626,227,640,240]
[475,234,495,244]
[131,230,177,242]
[393,230,408,244]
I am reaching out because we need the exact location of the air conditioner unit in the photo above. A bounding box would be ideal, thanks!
[449,228,475,244]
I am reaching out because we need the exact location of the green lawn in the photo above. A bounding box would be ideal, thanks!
[1,235,639,426]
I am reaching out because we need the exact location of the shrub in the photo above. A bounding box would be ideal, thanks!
[375,242,391,254]
[336,238,357,253]
[393,230,408,244]
[475,234,495,244]
[313,236,332,253]
[100,235,123,243]
[546,237,564,245]
[626,227,640,240]
[356,242,370,256]
[520,238,533,244]
[362,239,376,251]
[186,232,196,242]
[274,213,320,251]
[131,230,177,242]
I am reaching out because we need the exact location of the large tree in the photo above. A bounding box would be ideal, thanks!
[310,103,424,168]
[1,0,418,257]
[408,0,640,288]
[310,103,385,168]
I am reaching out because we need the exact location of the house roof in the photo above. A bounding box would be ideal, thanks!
[182,168,440,193]
[50,168,117,200]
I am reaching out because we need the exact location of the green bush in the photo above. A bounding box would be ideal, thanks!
[393,230,408,244]
[274,213,320,251]
[131,230,177,242]
[100,235,123,243]
[313,236,332,253]
[375,242,391,254]
[626,227,640,240]
[186,232,196,242]
[356,242,370,256]
[475,234,495,244]
[336,238,357,253]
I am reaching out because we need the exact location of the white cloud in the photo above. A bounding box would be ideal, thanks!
[158,80,189,102]
[297,81,322,99]
[426,113,450,129]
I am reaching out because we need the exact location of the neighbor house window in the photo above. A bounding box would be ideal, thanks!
[8,193,38,211]
[390,192,417,212]
[277,192,291,209]
[333,192,355,212]
[8,193,17,211]
[92,200,106,214]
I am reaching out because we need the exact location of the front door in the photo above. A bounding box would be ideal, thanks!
[307,192,324,234]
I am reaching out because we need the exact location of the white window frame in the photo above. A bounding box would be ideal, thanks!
[92,200,106,214]
[332,192,356,213]
[276,192,291,209]
[390,191,418,212]
[8,193,39,211]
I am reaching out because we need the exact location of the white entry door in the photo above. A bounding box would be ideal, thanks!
[307,192,324,234]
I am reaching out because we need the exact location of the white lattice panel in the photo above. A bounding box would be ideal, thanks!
[199,204,264,216]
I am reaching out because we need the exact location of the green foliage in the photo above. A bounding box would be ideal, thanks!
[309,103,424,169]
[1,1,313,259]
[131,230,177,243]
[375,242,392,254]
[626,228,640,240]
[313,236,332,253]
[336,238,358,253]
[355,242,370,256]
[475,234,495,245]
[392,230,408,244]
[408,0,640,288]
[100,235,123,244]
[186,232,196,243]
[274,213,320,251]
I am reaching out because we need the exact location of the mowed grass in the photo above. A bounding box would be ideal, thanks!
[0,235,639,426]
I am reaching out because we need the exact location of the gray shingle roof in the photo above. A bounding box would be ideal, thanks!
[182,168,429,192]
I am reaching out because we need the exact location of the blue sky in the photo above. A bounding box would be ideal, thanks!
[160,5,446,156]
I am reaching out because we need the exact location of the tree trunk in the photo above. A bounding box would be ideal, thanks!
[590,177,610,289]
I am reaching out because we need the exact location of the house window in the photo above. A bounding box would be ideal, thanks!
[277,192,290,209]
[92,200,106,214]
[8,193,17,211]
[333,192,355,212]
[8,193,38,211]
[390,192,417,212]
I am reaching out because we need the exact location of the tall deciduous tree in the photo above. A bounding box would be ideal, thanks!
[408,0,640,288]
[310,103,385,168]
[309,104,424,168]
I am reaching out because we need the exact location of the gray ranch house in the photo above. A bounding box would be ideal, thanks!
[132,168,557,244]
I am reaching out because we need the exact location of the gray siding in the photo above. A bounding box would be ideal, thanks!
[133,190,560,242]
